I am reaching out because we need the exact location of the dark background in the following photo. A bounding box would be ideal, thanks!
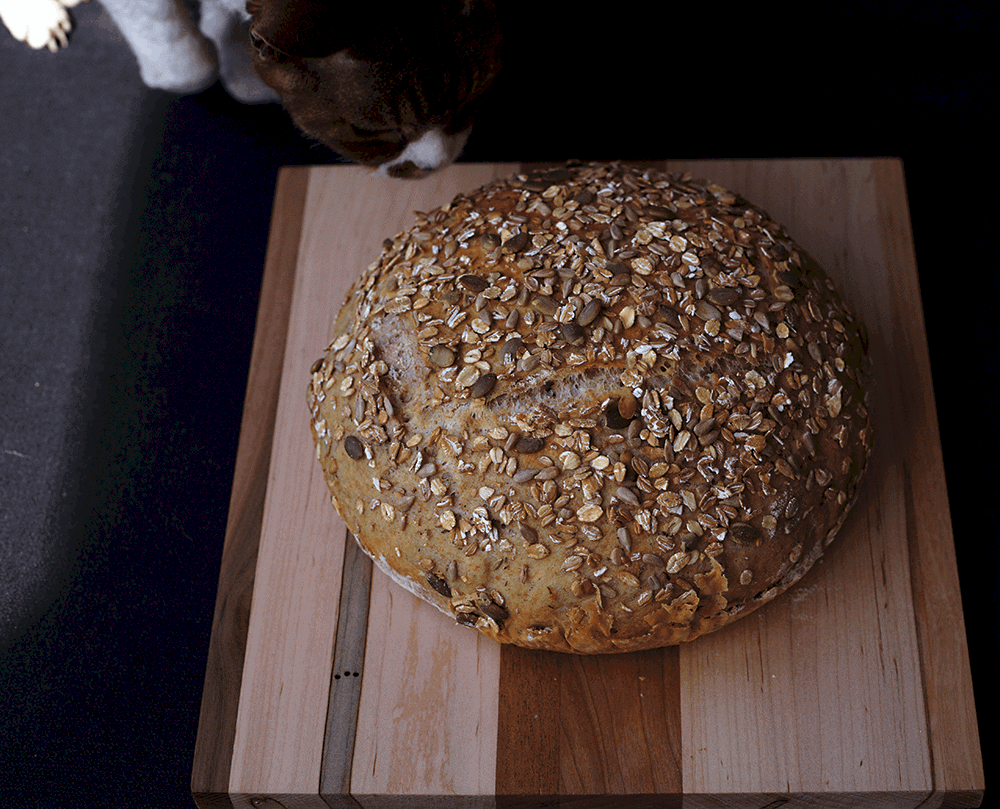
[1,1,995,806]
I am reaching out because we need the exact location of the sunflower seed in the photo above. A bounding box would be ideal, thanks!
[694,417,717,436]
[477,233,501,251]
[502,338,523,362]
[695,300,722,321]
[646,205,676,220]
[616,485,640,507]
[532,295,559,317]
[344,435,364,460]
[513,468,539,484]
[617,392,638,420]
[480,597,509,626]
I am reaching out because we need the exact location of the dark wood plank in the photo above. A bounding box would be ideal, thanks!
[496,645,563,799]
[321,533,375,801]
[192,167,310,807]
[497,645,682,805]
[559,649,682,798]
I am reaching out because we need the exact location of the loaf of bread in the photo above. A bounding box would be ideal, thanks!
[307,162,873,653]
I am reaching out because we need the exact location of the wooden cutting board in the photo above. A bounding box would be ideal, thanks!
[191,160,984,809]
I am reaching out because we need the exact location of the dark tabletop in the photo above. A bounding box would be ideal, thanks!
[1,2,995,806]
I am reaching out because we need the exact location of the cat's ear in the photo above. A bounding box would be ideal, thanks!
[246,0,350,59]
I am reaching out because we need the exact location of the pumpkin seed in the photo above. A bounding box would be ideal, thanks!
[729,523,759,544]
[459,274,488,293]
[470,372,497,399]
[429,345,456,367]
[344,435,363,460]
[426,573,451,598]
[502,231,529,253]
[706,287,741,307]
[515,435,544,454]
[577,299,602,326]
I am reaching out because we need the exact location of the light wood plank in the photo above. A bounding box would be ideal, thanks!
[868,163,984,805]
[350,568,502,803]
[318,165,516,802]
[227,168,366,796]
[268,166,509,794]
[192,167,311,808]
[194,160,983,808]
[670,159,935,798]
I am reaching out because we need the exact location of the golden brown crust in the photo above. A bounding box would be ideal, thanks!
[307,162,874,654]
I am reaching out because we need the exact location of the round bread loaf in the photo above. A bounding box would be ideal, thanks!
[307,162,873,653]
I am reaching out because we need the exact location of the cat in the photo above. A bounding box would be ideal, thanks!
[1,0,503,177]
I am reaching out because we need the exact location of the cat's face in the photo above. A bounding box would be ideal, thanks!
[247,1,502,177]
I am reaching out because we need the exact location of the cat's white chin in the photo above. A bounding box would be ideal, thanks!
[378,126,471,179]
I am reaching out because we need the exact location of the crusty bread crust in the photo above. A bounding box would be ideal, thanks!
[307,162,873,653]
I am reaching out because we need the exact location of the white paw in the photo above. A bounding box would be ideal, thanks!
[0,0,85,52]
[135,31,219,94]
[219,47,279,104]
[207,17,278,104]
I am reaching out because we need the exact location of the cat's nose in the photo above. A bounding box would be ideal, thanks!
[384,160,429,180]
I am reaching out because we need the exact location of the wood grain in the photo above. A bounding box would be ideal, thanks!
[192,160,984,809]
[191,167,310,809]
[320,531,374,800]
[666,159,927,800]
[869,163,983,808]
[270,165,512,806]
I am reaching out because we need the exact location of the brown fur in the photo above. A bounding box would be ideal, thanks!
[246,0,503,172]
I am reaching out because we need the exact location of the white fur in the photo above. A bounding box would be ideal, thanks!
[0,0,83,52]
[99,0,277,102]
[1,0,277,103]
[2,0,467,172]
[379,127,472,176]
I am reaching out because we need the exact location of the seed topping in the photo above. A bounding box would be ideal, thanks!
[309,160,874,654]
